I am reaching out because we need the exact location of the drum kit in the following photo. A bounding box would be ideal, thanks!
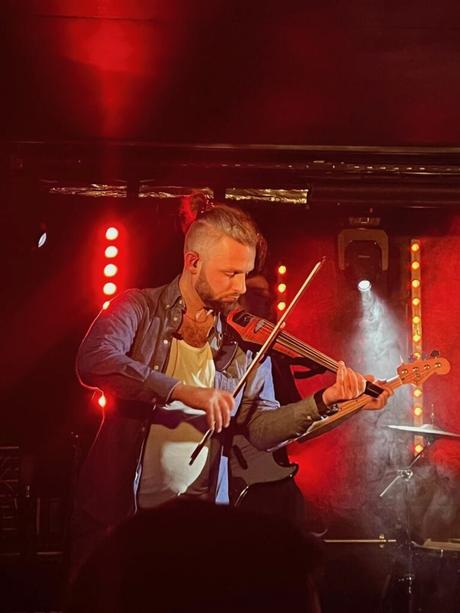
[378,420,460,612]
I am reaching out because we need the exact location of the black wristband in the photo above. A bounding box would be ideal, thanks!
[314,389,340,417]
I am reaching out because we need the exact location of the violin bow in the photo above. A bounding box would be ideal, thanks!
[189,256,326,465]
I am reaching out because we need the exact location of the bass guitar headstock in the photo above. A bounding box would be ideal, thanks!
[397,355,451,385]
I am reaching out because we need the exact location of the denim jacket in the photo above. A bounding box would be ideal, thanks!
[75,276,322,527]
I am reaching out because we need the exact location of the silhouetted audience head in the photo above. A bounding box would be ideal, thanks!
[67,498,322,612]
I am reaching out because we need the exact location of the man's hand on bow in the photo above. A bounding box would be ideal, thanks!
[171,383,234,432]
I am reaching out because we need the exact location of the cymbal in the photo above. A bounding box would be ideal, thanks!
[387,423,460,438]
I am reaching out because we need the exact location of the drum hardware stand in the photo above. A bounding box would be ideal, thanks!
[379,412,460,613]
[378,414,460,613]
[378,444,429,613]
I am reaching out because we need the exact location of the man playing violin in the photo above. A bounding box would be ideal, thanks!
[71,203,392,578]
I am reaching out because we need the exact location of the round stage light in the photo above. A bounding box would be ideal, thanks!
[103,282,117,296]
[411,279,420,289]
[411,243,420,253]
[277,283,287,293]
[105,227,119,241]
[277,301,286,311]
[98,393,107,408]
[104,264,118,277]
[278,265,287,275]
[102,301,110,310]
[357,279,372,292]
[105,245,118,258]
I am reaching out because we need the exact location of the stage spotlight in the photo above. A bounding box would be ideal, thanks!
[346,240,382,291]
[338,228,388,292]
[357,279,372,292]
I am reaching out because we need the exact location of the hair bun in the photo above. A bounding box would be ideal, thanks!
[179,190,213,234]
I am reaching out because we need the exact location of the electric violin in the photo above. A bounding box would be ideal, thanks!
[225,308,385,398]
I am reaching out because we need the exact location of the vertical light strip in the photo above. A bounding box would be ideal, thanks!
[276,264,287,317]
[410,240,423,454]
[102,226,120,308]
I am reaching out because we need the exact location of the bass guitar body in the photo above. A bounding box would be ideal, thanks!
[228,434,298,507]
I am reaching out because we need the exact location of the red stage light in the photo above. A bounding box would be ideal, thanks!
[104,264,118,277]
[277,282,287,293]
[103,282,117,296]
[102,301,110,310]
[98,393,107,408]
[105,245,118,258]
[277,301,286,311]
[105,227,119,241]
[278,265,287,275]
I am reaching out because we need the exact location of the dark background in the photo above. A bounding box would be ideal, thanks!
[3,1,460,145]
[2,1,460,611]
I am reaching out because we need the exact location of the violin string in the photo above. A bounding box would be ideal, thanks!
[265,327,338,370]
[257,320,338,371]
[279,330,338,370]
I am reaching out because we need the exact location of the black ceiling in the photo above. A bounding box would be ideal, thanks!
[4,1,460,146]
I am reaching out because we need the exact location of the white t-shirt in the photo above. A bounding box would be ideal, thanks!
[138,337,216,508]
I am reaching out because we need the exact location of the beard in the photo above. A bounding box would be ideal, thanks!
[195,269,240,315]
